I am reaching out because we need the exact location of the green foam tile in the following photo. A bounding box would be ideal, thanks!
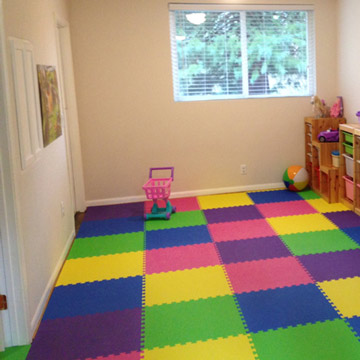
[280,230,360,256]
[252,319,360,360]
[298,189,321,200]
[145,210,206,231]
[67,232,144,259]
[2,345,31,360]
[144,295,246,349]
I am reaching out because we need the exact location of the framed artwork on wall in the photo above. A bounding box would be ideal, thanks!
[37,65,62,147]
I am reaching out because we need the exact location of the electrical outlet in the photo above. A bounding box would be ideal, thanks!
[241,164,247,175]
[60,201,65,217]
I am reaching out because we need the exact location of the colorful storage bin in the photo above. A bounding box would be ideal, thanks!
[343,131,353,144]
[343,142,354,156]
[343,153,354,178]
[343,176,354,201]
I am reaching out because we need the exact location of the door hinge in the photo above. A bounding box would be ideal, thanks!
[0,295,7,310]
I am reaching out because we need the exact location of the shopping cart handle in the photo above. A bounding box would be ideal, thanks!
[149,167,174,180]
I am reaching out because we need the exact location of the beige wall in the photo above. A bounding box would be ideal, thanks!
[337,0,360,123]
[3,0,74,334]
[70,0,338,202]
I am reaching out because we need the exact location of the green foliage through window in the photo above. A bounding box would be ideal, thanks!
[170,7,315,101]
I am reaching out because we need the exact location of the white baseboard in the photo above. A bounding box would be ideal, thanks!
[86,182,285,207]
[30,229,75,335]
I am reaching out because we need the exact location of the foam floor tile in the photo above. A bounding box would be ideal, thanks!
[251,319,360,360]
[197,193,254,210]
[145,197,200,213]
[84,202,145,221]
[27,309,142,360]
[298,249,360,282]
[306,198,349,213]
[77,217,144,237]
[209,219,276,242]
[146,243,220,274]
[248,189,303,204]
[85,352,140,360]
[297,189,322,200]
[256,200,317,218]
[67,232,144,259]
[56,251,143,286]
[145,210,206,231]
[324,211,360,228]
[216,236,291,264]
[43,276,142,320]
[203,205,263,224]
[143,335,256,360]
[225,257,313,293]
[236,284,339,333]
[348,316,360,337]
[146,225,212,250]
[280,230,360,256]
[266,213,337,235]
[144,295,246,349]
[342,226,360,246]
[318,277,360,318]
[145,266,231,306]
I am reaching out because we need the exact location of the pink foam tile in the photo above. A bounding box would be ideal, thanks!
[208,219,276,242]
[145,197,200,213]
[146,243,220,274]
[256,200,317,218]
[225,256,314,294]
[85,351,140,360]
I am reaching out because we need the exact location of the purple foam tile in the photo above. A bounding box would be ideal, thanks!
[27,308,141,360]
[298,249,360,282]
[324,211,360,229]
[216,236,291,264]
[84,202,145,221]
[203,205,263,224]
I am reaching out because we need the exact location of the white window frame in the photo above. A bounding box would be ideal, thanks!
[169,3,316,102]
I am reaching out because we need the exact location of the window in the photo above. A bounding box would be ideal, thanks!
[169,4,315,102]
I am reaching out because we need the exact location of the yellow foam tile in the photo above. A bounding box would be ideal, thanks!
[266,213,337,235]
[143,334,256,360]
[56,251,143,286]
[197,193,254,210]
[318,277,360,318]
[145,265,231,306]
[306,199,349,213]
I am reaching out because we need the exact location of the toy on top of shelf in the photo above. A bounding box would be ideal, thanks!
[330,96,344,118]
[356,111,360,123]
[311,95,330,118]
[317,128,339,142]
[142,167,176,220]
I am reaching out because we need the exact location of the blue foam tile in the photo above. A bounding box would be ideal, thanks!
[77,216,144,237]
[146,225,212,250]
[348,316,360,337]
[342,227,360,246]
[236,284,339,333]
[43,276,142,320]
[248,190,303,204]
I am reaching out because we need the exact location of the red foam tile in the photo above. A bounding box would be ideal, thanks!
[145,197,200,213]
[146,243,220,274]
[256,200,317,218]
[225,257,314,293]
[208,219,276,242]
[86,351,140,360]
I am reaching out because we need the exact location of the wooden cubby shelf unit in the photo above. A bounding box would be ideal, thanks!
[305,117,346,203]
[339,123,360,215]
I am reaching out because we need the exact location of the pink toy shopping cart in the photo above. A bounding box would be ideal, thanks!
[142,167,176,220]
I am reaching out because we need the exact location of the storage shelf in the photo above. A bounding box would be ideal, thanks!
[305,117,346,203]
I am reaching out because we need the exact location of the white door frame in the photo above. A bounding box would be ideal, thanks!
[54,14,86,213]
[0,0,31,347]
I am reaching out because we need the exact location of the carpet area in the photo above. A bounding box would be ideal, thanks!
[27,189,360,359]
